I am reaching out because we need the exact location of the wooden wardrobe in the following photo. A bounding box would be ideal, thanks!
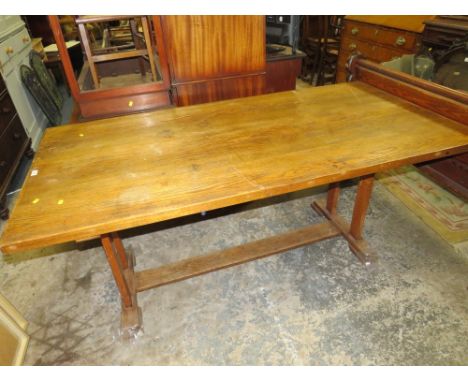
[161,16,267,106]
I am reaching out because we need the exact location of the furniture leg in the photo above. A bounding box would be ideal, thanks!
[349,174,374,240]
[78,23,100,88]
[311,174,376,265]
[141,16,158,82]
[130,18,146,77]
[326,182,340,214]
[111,232,128,269]
[101,233,142,334]
[310,45,321,85]
[316,47,325,86]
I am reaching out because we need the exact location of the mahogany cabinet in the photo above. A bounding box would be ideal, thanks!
[161,16,267,106]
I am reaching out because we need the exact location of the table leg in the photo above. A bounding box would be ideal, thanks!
[101,233,142,335]
[326,182,340,214]
[350,175,374,241]
[311,174,376,264]
[110,232,128,269]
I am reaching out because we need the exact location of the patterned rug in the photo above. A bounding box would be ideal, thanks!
[377,165,468,255]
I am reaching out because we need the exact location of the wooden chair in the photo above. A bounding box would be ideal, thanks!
[300,16,343,85]
[316,16,343,86]
[75,15,157,89]
[299,16,321,84]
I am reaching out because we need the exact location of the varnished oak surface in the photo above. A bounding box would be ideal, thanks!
[1,82,468,254]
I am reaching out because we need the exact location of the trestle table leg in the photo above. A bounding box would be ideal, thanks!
[312,174,376,265]
[101,233,142,336]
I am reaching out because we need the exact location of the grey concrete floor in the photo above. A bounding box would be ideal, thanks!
[1,181,467,365]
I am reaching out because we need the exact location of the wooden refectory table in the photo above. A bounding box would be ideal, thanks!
[1,58,467,334]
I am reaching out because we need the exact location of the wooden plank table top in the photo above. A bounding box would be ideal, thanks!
[1,81,467,254]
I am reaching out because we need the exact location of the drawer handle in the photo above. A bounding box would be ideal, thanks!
[395,36,406,46]
[351,27,359,36]
[0,160,6,168]
[349,43,357,50]
[22,36,30,43]
[1,107,11,114]
[5,47,14,54]
[128,100,134,107]
[13,132,21,140]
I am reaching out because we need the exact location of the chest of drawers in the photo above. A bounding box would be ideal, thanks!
[336,16,435,82]
[0,16,47,148]
[0,74,30,219]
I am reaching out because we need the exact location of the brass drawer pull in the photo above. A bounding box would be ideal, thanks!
[22,36,30,43]
[5,47,14,54]
[351,27,359,36]
[1,106,11,114]
[349,43,357,50]
[395,36,406,46]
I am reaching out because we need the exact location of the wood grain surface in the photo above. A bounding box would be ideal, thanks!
[1,81,467,254]
[162,16,267,106]
[174,73,266,106]
[162,16,266,83]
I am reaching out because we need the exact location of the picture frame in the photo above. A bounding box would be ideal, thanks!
[0,295,29,366]
[0,293,28,331]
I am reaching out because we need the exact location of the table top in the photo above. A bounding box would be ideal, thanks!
[266,44,306,62]
[1,82,467,254]
[44,40,80,53]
